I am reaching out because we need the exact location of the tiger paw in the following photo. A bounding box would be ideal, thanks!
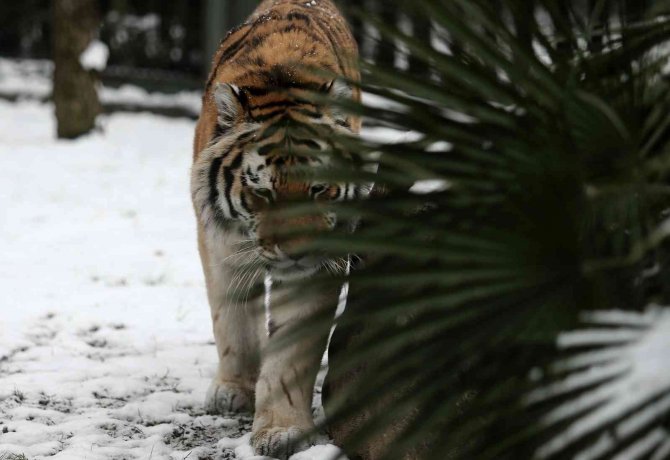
[251,426,312,459]
[204,381,253,415]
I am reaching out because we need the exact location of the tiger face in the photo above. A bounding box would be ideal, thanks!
[193,80,360,280]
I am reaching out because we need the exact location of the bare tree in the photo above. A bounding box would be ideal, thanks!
[52,0,100,139]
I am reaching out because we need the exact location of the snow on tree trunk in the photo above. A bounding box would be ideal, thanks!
[79,40,109,72]
[52,0,101,139]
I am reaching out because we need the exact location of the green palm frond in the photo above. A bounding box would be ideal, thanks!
[264,0,670,458]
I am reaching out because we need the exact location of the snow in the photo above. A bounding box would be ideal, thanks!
[79,40,110,72]
[0,58,201,116]
[409,180,449,194]
[0,59,51,98]
[98,85,202,115]
[530,307,670,459]
[107,13,161,32]
[0,100,344,460]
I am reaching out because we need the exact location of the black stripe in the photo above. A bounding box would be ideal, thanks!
[242,86,274,97]
[336,119,352,129]
[313,16,347,74]
[223,152,244,219]
[290,138,322,150]
[248,32,270,50]
[295,108,323,119]
[246,166,260,184]
[205,26,255,93]
[258,142,281,156]
[236,130,257,146]
[213,123,228,142]
[286,11,311,23]
[295,123,320,137]
[208,156,224,221]
[239,189,252,214]
[253,110,288,122]
[249,100,297,111]
[279,24,326,46]
[241,79,324,96]
[219,13,276,62]
[205,11,281,93]
[258,120,286,140]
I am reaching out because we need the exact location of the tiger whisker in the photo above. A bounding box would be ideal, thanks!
[221,246,257,265]
[242,267,263,305]
[229,259,263,307]
[234,263,257,303]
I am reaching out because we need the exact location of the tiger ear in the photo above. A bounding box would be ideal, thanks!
[214,83,246,131]
[325,79,354,125]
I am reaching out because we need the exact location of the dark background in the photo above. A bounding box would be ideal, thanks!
[1,2,333,89]
[1,0,245,91]
[0,0,426,92]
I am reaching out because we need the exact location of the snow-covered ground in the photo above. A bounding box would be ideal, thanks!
[0,100,342,460]
[0,59,203,116]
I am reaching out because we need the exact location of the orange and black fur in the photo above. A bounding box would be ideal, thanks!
[191,1,360,458]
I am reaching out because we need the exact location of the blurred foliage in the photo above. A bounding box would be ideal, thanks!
[269,0,670,458]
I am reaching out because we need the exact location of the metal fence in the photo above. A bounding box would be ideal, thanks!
[0,0,654,88]
[0,1,251,90]
[0,1,430,87]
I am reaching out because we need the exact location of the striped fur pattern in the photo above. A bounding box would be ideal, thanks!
[190,1,360,458]
[192,0,362,279]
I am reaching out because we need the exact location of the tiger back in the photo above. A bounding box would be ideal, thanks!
[194,0,361,158]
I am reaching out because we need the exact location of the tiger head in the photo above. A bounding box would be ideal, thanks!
[193,78,362,280]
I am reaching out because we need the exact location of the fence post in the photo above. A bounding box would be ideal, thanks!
[203,0,227,72]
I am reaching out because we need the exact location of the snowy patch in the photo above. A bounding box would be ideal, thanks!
[80,40,110,72]
[98,84,202,114]
[529,307,670,459]
[0,58,52,98]
[360,126,421,144]
[361,92,406,113]
[0,100,345,460]
[0,58,202,115]
[409,180,450,194]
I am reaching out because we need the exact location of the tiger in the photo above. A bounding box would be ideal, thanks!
[190,0,361,457]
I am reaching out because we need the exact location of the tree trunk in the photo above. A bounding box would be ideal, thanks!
[52,0,100,139]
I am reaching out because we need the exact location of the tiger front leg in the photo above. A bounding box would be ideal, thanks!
[199,227,266,415]
[251,283,339,459]
[205,291,263,415]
